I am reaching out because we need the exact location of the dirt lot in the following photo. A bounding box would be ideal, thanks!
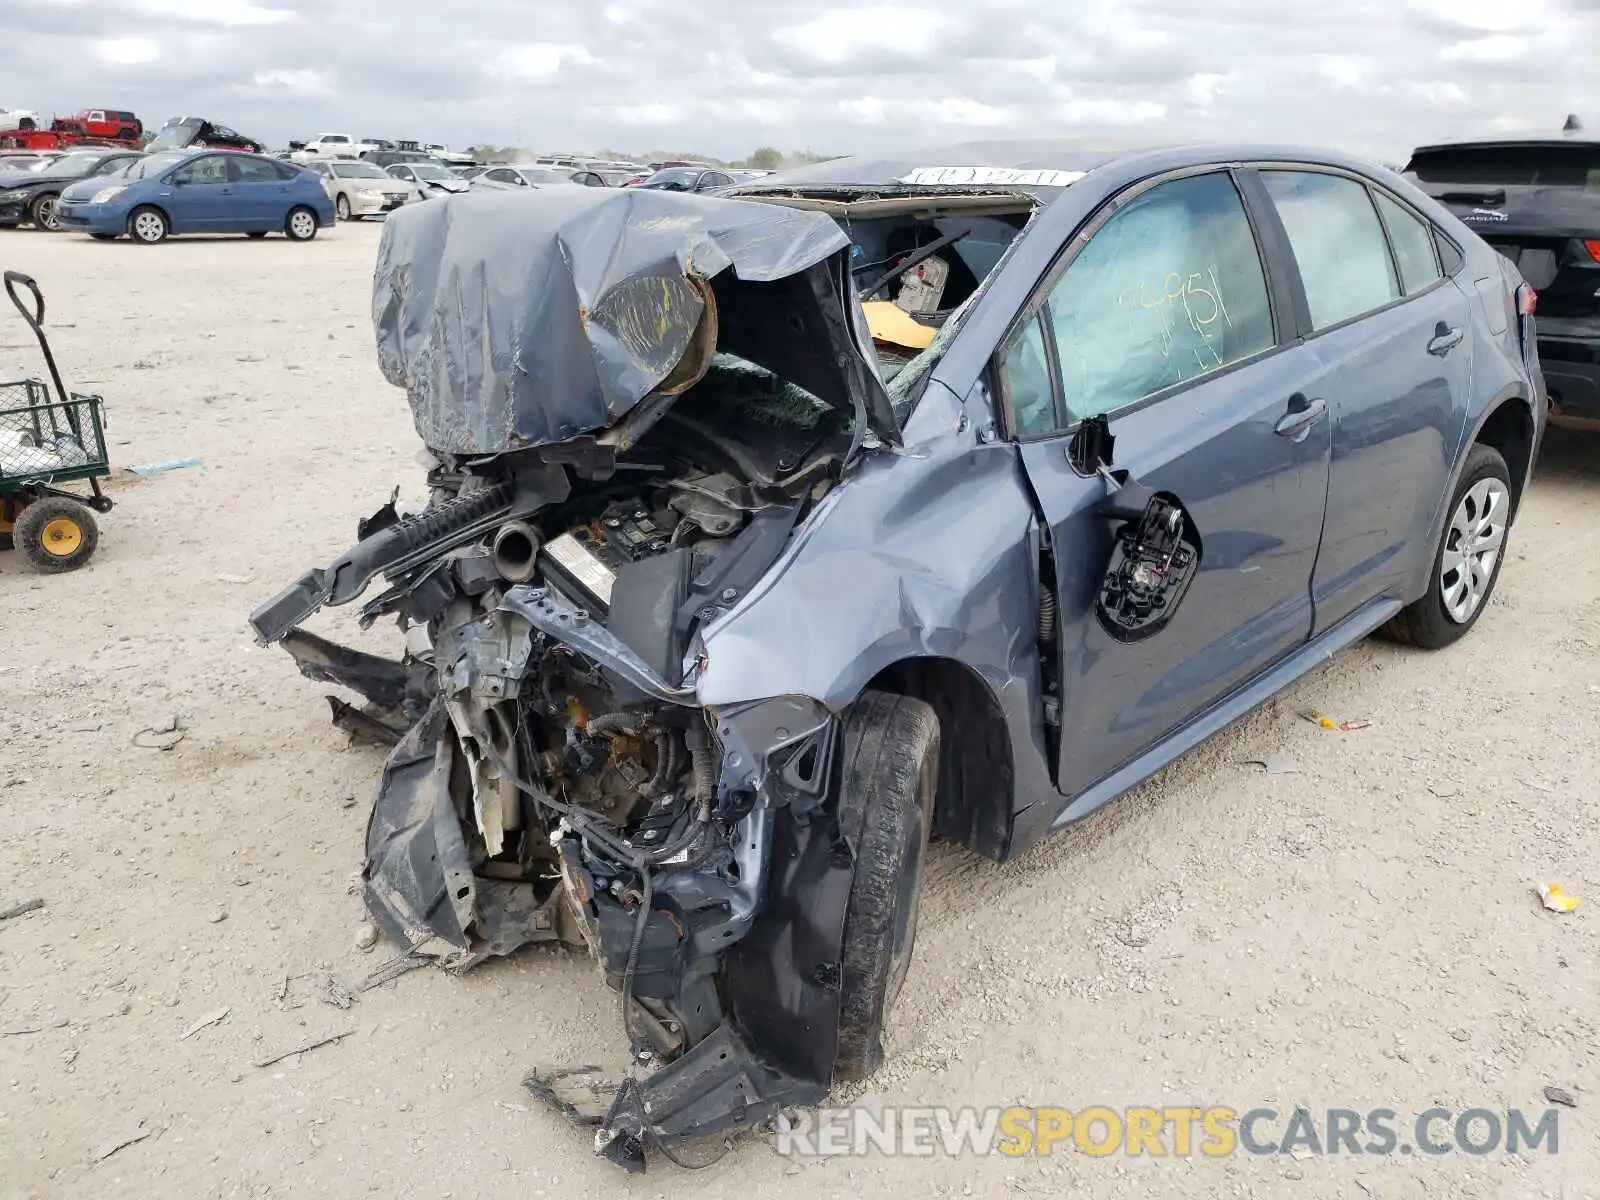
[0,223,1595,1199]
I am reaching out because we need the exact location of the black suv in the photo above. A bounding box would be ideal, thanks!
[1405,138,1600,426]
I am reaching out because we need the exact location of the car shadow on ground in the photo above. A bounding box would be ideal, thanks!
[1535,425,1600,490]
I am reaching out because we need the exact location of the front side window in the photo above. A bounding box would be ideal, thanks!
[1260,170,1399,330]
[1371,191,1442,295]
[1042,171,1276,423]
[173,155,229,185]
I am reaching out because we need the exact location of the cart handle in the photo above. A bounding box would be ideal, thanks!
[3,270,70,406]
[4,271,44,327]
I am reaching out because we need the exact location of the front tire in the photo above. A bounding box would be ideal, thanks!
[29,192,61,231]
[1379,443,1512,648]
[285,207,319,241]
[335,194,351,221]
[15,496,99,572]
[833,690,939,1081]
[128,206,169,244]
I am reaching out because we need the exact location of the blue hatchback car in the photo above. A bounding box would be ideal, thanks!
[57,149,335,243]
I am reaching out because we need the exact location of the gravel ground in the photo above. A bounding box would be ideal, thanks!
[0,223,1595,1200]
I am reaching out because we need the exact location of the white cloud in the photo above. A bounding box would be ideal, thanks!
[771,7,950,66]
[94,36,160,64]
[491,42,594,81]
[10,0,1600,162]
[1440,34,1529,61]
[131,0,291,25]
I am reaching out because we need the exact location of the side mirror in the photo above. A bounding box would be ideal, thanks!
[1094,475,1202,643]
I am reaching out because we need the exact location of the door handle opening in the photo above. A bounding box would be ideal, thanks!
[1274,394,1327,441]
[1428,323,1464,356]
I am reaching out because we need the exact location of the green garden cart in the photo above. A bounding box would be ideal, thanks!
[1,270,113,572]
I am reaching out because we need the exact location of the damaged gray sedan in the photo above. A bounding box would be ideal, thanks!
[252,140,1542,1169]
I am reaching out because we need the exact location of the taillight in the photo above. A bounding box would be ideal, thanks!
[1517,282,1537,315]
[1585,239,1600,262]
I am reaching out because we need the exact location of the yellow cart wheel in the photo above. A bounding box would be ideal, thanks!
[13,495,99,573]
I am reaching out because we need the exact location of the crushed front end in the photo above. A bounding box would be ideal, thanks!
[249,186,901,1168]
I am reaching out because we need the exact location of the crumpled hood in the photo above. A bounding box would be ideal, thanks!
[372,185,900,455]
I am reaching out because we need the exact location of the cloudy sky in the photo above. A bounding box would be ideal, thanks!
[13,0,1600,161]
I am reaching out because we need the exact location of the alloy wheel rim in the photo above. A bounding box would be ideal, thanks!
[134,212,163,241]
[37,197,59,230]
[291,211,314,238]
[1440,478,1508,624]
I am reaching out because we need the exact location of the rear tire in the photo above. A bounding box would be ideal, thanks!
[1378,443,1512,649]
[15,496,99,572]
[335,194,351,221]
[127,206,168,244]
[284,206,318,241]
[833,690,939,1081]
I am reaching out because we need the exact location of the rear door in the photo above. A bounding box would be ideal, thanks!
[1002,168,1334,799]
[1250,168,1475,631]
[229,155,291,229]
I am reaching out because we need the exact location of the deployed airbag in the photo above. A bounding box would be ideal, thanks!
[372,187,899,454]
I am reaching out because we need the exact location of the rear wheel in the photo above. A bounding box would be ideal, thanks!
[128,206,168,244]
[833,690,939,1081]
[285,206,318,241]
[14,496,99,572]
[335,194,351,221]
[29,192,61,231]
[1378,443,1512,648]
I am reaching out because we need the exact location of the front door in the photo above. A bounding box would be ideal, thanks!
[167,154,232,231]
[1001,169,1334,799]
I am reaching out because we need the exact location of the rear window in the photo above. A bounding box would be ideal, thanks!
[1406,144,1600,190]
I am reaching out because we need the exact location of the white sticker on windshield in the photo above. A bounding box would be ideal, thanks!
[897,167,1086,187]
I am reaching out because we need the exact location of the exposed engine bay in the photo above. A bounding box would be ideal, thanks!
[249,183,1038,1171]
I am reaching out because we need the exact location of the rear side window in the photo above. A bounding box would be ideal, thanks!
[1407,144,1600,191]
[1371,192,1442,295]
[1261,170,1398,329]
[1044,171,1276,421]
[232,157,281,183]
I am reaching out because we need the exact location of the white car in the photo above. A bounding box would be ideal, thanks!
[468,164,578,192]
[386,161,470,197]
[305,158,421,218]
[424,143,476,168]
[305,133,366,159]
[0,109,40,133]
